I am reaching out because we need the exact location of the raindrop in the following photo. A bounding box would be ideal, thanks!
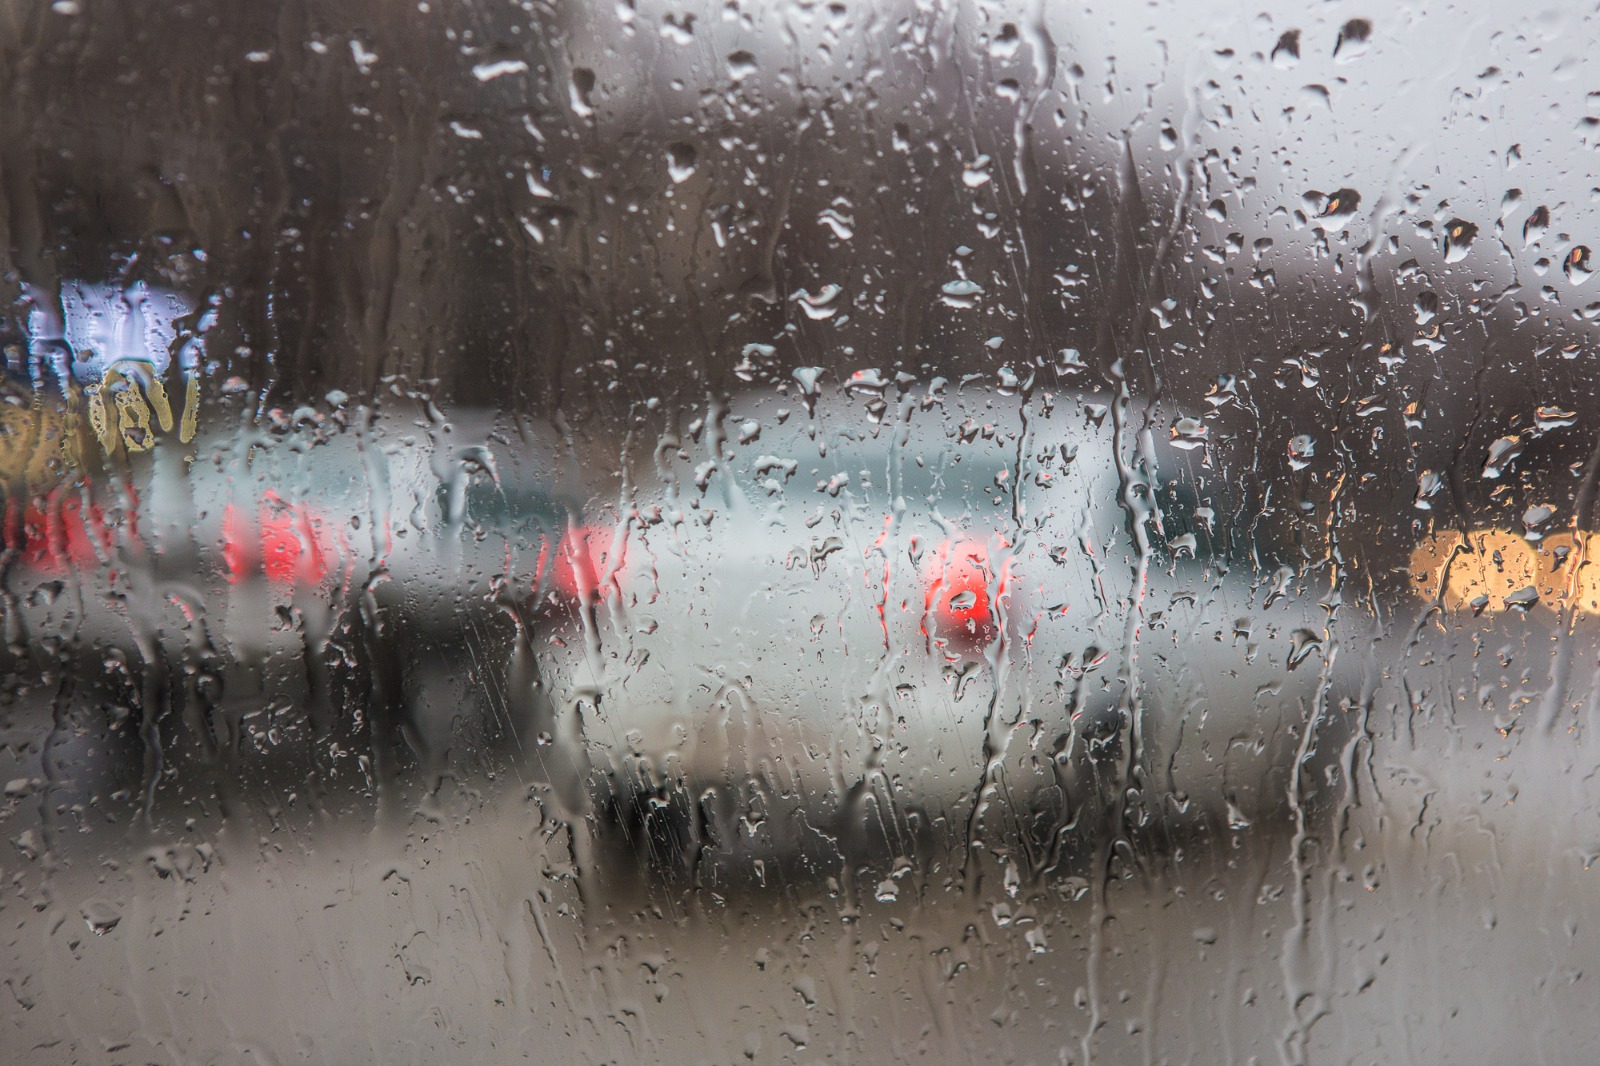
[1483,434,1523,479]
[988,24,1021,59]
[726,50,758,81]
[1524,205,1549,245]
[1287,628,1323,668]
[1056,348,1087,375]
[940,279,983,309]
[1414,470,1443,509]
[1442,218,1478,263]
[472,58,528,82]
[1287,434,1316,470]
[1414,290,1439,324]
[81,899,122,936]
[1504,585,1540,612]
[1565,245,1592,286]
[1483,434,1524,479]
[846,368,888,393]
[667,143,697,184]
[818,206,854,240]
[660,12,694,44]
[1307,188,1360,231]
[1333,18,1372,62]
[1523,503,1556,539]
[793,368,826,413]
[349,39,378,75]
[792,284,843,319]
[569,67,596,117]
[1170,417,1208,450]
[1271,29,1301,69]
[1535,405,1577,430]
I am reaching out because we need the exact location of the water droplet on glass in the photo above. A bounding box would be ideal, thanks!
[988,23,1021,59]
[1271,29,1301,69]
[1504,585,1540,612]
[667,143,697,184]
[793,367,825,413]
[1443,218,1478,263]
[472,58,528,82]
[1536,405,1577,430]
[792,284,843,319]
[1287,627,1323,668]
[1333,18,1372,62]
[726,50,758,81]
[81,899,122,936]
[1170,417,1208,450]
[1414,470,1443,509]
[818,205,854,240]
[1565,245,1592,286]
[1307,188,1361,231]
[1524,503,1557,539]
[940,279,983,309]
[569,67,596,117]
[1524,205,1550,245]
[1483,434,1523,479]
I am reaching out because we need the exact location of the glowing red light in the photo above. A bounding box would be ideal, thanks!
[924,537,1010,639]
[224,491,330,585]
[541,524,622,603]
[17,491,115,572]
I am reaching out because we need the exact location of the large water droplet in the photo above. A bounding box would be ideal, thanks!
[1333,18,1372,62]
[792,285,843,319]
[1443,218,1478,263]
[818,206,854,240]
[1524,205,1550,245]
[1170,417,1208,450]
[1271,29,1301,69]
[940,279,983,309]
[726,50,758,81]
[1565,245,1592,286]
[667,143,697,184]
[81,899,122,936]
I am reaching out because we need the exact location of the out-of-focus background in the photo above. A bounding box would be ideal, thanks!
[3,1,1600,1062]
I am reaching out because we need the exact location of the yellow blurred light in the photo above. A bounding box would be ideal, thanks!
[1410,529,1600,614]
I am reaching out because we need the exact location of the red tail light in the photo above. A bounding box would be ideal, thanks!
[14,490,117,572]
[924,537,1011,643]
[540,524,624,604]
[224,491,331,585]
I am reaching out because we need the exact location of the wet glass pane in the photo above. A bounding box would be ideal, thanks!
[1,1,1597,1061]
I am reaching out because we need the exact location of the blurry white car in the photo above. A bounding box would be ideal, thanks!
[530,384,1357,873]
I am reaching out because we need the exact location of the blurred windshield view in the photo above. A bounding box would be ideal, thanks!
[4,0,1600,1062]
